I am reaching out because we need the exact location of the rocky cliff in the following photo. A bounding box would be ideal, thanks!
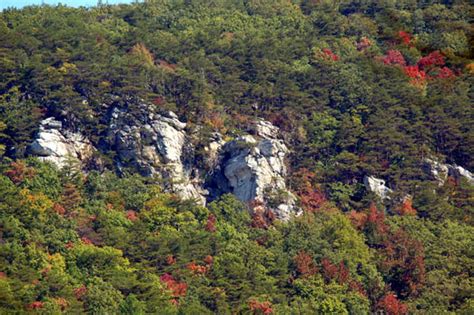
[28,98,474,220]
[363,175,393,201]
[28,101,299,220]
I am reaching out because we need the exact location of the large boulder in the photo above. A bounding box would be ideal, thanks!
[108,102,206,204]
[29,117,95,168]
[363,175,393,200]
[216,122,298,220]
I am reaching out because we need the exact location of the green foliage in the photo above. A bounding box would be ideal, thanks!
[84,277,124,314]
[0,0,472,313]
[388,216,474,313]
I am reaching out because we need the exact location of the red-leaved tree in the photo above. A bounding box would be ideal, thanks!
[160,273,188,299]
[4,161,36,185]
[292,168,327,212]
[377,293,408,315]
[380,229,426,297]
[417,51,445,70]
[293,251,318,278]
[381,50,406,66]
[397,31,412,46]
[394,197,417,216]
[322,48,339,61]
[205,214,217,232]
[249,299,273,314]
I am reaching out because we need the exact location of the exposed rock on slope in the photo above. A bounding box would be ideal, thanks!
[29,118,95,168]
[216,121,298,220]
[423,158,474,186]
[364,175,392,200]
[254,120,280,139]
[423,158,449,186]
[28,102,298,220]
[107,102,206,204]
[452,166,474,185]
[202,132,226,170]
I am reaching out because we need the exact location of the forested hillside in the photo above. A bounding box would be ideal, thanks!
[0,0,473,314]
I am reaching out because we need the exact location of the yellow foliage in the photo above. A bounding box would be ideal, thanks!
[47,253,66,270]
[99,80,111,88]
[58,62,78,74]
[20,188,53,216]
[130,43,155,67]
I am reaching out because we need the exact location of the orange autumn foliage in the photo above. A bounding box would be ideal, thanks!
[321,258,350,284]
[204,255,214,265]
[160,273,188,298]
[380,229,426,297]
[55,298,69,311]
[53,203,66,215]
[187,262,208,275]
[166,255,176,266]
[205,214,217,232]
[348,210,368,229]
[394,198,417,216]
[27,301,44,310]
[74,285,87,300]
[206,113,225,131]
[248,299,273,314]
[4,161,35,185]
[81,236,93,245]
[293,250,318,277]
[293,168,326,212]
[126,210,139,221]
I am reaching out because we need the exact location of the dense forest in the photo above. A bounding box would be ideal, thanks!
[0,0,473,314]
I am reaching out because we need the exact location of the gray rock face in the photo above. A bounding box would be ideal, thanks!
[451,166,474,185]
[29,118,94,168]
[218,123,298,220]
[108,103,206,204]
[203,132,226,169]
[423,158,449,186]
[423,158,473,186]
[364,175,393,200]
[254,120,280,138]
[29,101,299,220]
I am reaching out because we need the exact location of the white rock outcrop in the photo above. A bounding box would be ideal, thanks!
[423,158,473,186]
[219,122,298,220]
[364,175,393,200]
[29,104,299,219]
[254,120,280,138]
[452,166,474,185]
[423,158,449,186]
[108,104,206,204]
[29,118,94,168]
